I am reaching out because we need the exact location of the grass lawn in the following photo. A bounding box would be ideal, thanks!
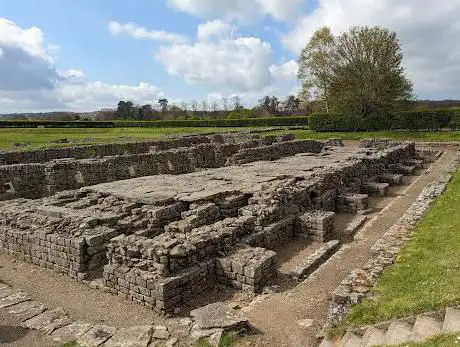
[336,169,460,331]
[2,127,460,151]
[0,127,268,151]
[280,130,460,142]
[379,334,460,346]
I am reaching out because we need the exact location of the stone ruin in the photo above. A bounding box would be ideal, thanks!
[0,133,325,199]
[0,134,440,316]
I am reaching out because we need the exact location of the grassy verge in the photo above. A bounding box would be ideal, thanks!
[3,128,460,151]
[335,170,460,332]
[0,127,268,151]
[194,332,241,347]
[379,334,460,346]
[60,341,81,347]
[276,130,460,142]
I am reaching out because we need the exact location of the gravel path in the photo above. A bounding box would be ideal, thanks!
[242,148,457,347]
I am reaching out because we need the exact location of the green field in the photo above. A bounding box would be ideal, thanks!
[335,170,460,333]
[2,127,460,151]
[0,127,263,151]
[379,334,460,347]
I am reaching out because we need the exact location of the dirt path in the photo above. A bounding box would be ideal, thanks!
[243,148,457,347]
[0,256,163,329]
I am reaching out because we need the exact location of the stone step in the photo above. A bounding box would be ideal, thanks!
[443,308,460,333]
[318,338,335,347]
[412,315,442,340]
[361,326,386,346]
[385,322,415,345]
[338,332,362,347]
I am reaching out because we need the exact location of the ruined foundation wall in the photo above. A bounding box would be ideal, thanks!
[0,133,262,165]
[0,139,323,199]
[0,141,425,313]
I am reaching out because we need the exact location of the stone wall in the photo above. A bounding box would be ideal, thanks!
[0,139,323,200]
[0,140,427,313]
[0,133,259,165]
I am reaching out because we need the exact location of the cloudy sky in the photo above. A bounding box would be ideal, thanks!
[0,0,459,112]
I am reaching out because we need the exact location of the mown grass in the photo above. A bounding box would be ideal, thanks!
[278,130,460,142]
[379,334,460,346]
[0,127,268,151]
[2,127,460,151]
[194,332,240,347]
[60,341,81,347]
[335,170,460,333]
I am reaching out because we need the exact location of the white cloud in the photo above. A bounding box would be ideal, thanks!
[0,18,51,61]
[0,18,59,91]
[156,36,273,91]
[282,0,460,98]
[57,80,163,111]
[197,19,234,42]
[0,18,164,113]
[167,0,303,22]
[108,21,187,44]
[270,60,298,81]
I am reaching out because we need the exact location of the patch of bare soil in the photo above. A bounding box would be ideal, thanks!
[0,256,164,329]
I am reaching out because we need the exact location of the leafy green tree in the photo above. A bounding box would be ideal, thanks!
[158,98,168,113]
[116,101,134,119]
[328,26,413,117]
[283,95,301,114]
[139,104,153,120]
[297,26,335,112]
[298,26,413,117]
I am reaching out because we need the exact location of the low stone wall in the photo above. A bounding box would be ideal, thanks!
[0,133,259,165]
[296,211,335,242]
[0,223,118,281]
[0,138,323,200]
[226,140,323,165]
[216,248,277,293]
[103,259,216,312]
[0,141,428,313]
[326,150,458,329]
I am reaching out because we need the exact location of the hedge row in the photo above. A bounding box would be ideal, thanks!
[0,117,309,128]
[0,120,115,128]
[113,117,309,128]
[310,109,460,132]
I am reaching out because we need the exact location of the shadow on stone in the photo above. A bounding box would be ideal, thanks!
[0,325,30,343]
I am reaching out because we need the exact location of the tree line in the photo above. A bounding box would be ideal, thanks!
[2,25,457,122]
[97,95,308,121]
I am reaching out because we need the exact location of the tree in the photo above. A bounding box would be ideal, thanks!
[139,104,153,120]
[158,98,168,113]
[221,97,229,112]
[116,101,134,119]
[230,96,243,111]
[211,100,219,113]
[297,26,335,112]
[180,102,189,114]
[201,100,208,114]
[258,96,281,115]
[283,95,301,114]
[298,26,413,117]
[190,100,198,115]
[328,26,413,117]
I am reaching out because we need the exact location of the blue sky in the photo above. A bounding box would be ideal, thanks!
[0,0,459,112]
